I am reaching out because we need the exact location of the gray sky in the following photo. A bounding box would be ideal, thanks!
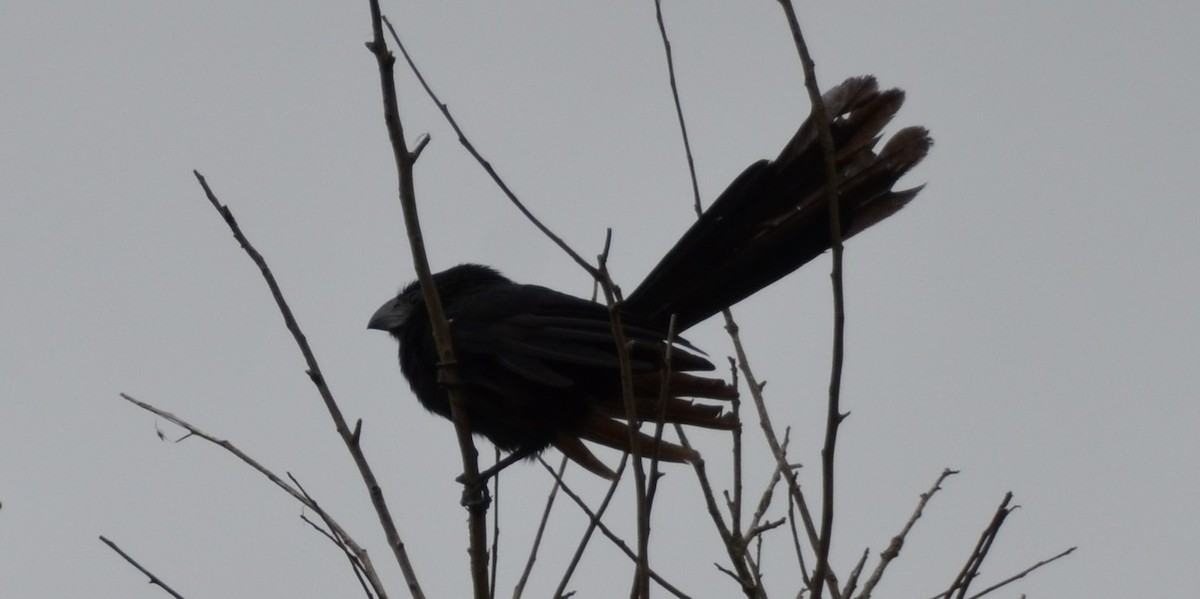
[3,2,1197,597]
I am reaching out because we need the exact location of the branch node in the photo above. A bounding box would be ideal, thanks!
[411,133,431,160]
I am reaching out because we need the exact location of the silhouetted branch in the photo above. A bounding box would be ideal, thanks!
[99,536,186,599]
[859,468,959,598]
[650,7,776,597]
[937,492,1015,599]
[192,172,418,597]
[362,2,487,596]
[490,450,501,599]
[841,549,870,598]
[773,2,848,598]
[963,546,1076,599]
[724,316,829,583]
[538,458,688,599]
[513,456,569,599]
[381,16,596,279]
[746,431,789,542]
[653,0,704,218]
[118,392,390,598]
[677,426,762,599]
[291,473,376,599]
[593,239,653,599]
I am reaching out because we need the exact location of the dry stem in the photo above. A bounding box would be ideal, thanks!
[363,2,488,596]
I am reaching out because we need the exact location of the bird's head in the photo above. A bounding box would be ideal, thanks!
[367,288,418,333]
[367,263,510,333]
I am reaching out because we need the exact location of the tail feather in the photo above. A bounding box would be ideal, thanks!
[626,75,932,330]
[553,433,618,479]
[631,371,738,401]
[577,416,700,464]
[593,396,736,430]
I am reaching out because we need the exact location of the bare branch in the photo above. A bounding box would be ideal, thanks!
[592,243,653,599]
[539,458,690,599]
[645,314,680,511]
[298,513,375,599]
[650,6,763,597]
[965,546,1076,599]
[362,2,487,595]
[841,548,869,599]
[859,468,959,598]
[549,454,627,598]
[381,16,596,278]
[934,492,1015,599]
[727,358,745,544]
[191,172,418,598]
[786,470,812,587]
[291,473,376,599]
[773,3,848,598]
[118,393,389,599]
[99,536,186,599]
[747,434,790,538]
[746,517,788,543]
[653,0,704,218]
[513,456,569,599]
[725,316,832,596]
[491,450,501,599]
[677,426,763,599]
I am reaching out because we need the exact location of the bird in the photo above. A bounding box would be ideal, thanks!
[369,76,931,479]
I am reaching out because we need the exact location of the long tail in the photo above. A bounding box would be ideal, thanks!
[626,76,932,330]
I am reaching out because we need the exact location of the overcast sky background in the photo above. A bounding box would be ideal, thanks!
[3,2,1197,597]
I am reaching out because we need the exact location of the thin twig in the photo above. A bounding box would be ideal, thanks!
[841,549,869,599]
[550,453,627,598]
[99,536,186,599]
[539,459,690,599]
[590,237,654,599]
[725,316,829,594]
[192,172,414,598]
[363,3,488,596]
[677,426,763,599]
[749,533,768,592]
[491,450,501,599]
[964,546,1076,599]
[298,513,375,599]
[291,473,376,599]
[513,456,569,599]
[650,6,763,596]
[641,313,679,595]
[747,433,789,539]
[381,16,596,279]
[653,0,704,218]
[786,467,811,589]
[859,468,959,599]
[935,492,1015,599]
[645,314,679,512]
[773,3,847,598]
[118,393,390,599]
[728,357,745,545]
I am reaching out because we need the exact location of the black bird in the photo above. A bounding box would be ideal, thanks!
[369,76,931,478]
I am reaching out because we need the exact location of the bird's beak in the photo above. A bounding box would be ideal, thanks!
[367,297,408,331]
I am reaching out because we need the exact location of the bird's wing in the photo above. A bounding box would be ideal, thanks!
[449,285,713,390]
